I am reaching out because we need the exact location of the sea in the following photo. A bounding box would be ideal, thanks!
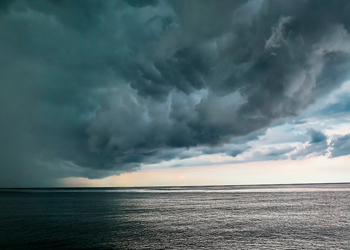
[0,183,349,249]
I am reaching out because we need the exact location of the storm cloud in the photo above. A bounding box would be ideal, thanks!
[1,0,350,186]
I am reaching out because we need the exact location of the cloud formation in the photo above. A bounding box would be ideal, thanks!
[330,134,350,158]
[291,129,329,159]
[1,0,350,186]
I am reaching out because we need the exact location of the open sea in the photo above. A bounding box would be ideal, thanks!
[0,183,349,249]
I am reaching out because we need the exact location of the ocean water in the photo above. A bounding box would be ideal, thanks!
[0,183,349,249]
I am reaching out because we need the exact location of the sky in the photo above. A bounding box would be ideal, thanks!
[0,0,350,187]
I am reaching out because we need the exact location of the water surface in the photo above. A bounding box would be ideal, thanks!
[1,183,349,249]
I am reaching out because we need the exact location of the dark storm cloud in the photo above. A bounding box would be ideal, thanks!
[125,0,158,8]
[1,0,350,186]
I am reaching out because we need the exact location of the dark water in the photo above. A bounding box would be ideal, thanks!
[1,183,350,249]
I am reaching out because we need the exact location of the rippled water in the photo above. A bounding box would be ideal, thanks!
[1,183,349,249]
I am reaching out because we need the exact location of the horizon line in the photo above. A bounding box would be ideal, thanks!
[1,181,349,189]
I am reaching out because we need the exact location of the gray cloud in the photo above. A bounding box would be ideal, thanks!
[308,129,328,144]
[291,129,329,159]
[321,93,350,115]
[251,145,296,161]
[330,134,350,158]
[1,0,350,186]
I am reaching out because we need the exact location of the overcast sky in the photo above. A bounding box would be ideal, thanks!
[1,0,350,187]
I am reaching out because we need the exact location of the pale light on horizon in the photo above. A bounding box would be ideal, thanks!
[60,155,350,187]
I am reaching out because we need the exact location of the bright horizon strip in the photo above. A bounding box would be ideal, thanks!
[60,155,350,187]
